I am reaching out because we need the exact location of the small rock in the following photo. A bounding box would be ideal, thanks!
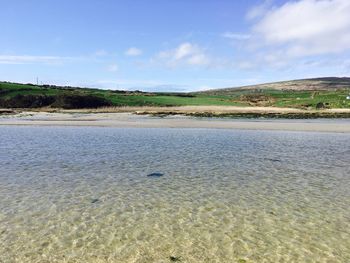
[41,241,49,247]
[91,198,99,204]
[316,102,327,109]
[265,158,281,162]
[147,172,164,177]
[169,256,181,262]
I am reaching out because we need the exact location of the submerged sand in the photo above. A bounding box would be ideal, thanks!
[1,111,350,133]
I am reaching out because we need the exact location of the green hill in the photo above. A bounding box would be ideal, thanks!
[196,77,350,109]
[1,77,350,109]
[198,77,350,94]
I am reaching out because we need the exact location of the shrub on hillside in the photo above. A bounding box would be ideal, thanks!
[0,94,111,109]
[0,94,55,108]
[51,94,112,109]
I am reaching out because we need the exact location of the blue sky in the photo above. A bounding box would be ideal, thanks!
[1,0,350,91]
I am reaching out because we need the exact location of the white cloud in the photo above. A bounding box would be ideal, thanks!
[252,0,350,57]
[0,55,70,65]
[107,64,119,72]
[226,0,350,72]
[125,47,142,56]
[246,0,273,20]
[187,53,210,66]
[222,32,251,40]
[95,49,108,56]
[156,42,210,67]
[173,43,196,60]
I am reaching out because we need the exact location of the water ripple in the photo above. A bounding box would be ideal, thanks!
[0,127,349,262]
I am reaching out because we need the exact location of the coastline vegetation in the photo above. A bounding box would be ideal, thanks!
[1,81,350,109]
[136,111,350,119]
[1,79,350,119]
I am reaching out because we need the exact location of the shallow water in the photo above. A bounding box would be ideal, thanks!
[0,126,349,262]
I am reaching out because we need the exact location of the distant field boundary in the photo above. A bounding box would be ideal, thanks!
[1,78,350,110]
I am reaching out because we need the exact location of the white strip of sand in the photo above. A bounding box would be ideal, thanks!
[1,111,350,133]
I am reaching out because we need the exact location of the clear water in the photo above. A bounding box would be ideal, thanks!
[0,126,349,263]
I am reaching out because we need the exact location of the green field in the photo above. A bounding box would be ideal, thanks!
[1,81,350,109]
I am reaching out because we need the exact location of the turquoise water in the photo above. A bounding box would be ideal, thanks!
[0,127,349,262]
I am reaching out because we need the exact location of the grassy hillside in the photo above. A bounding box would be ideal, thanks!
[0,82,246,109]
[1,77,350,109]
[201,77,350,93]
[197,77,350,109]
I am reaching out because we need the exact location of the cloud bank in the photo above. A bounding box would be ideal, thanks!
[0,55,70,65]
[156,42,211,68]
[125,47,142,56]
[253,0,350,57]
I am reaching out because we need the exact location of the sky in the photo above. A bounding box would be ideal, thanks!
[1,0,350,91]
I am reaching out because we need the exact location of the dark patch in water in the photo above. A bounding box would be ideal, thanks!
[169,256,181,262]
[91,198,99,204]
[265,158,282,162]
[147,172,164,177]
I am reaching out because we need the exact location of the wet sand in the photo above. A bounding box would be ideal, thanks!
[1,111,350,133]
[2,127,350,262]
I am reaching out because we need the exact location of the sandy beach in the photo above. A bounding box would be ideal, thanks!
[30,105,350,115]
[1,110,350,133]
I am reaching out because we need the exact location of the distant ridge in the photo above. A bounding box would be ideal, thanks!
[1,77,350,110]
[198,77,350,95]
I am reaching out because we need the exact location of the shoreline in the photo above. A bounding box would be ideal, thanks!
[1,111,350,133]
[2,105,350,117]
